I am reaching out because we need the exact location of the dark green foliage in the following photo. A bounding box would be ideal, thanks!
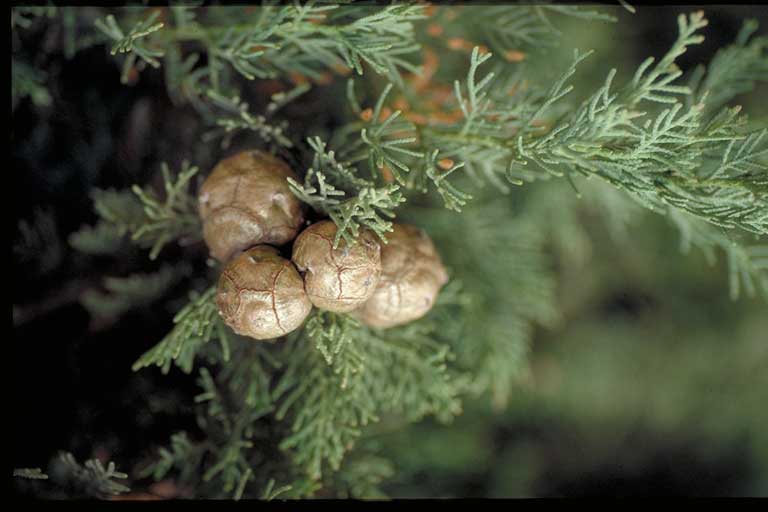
[14,208,63,277]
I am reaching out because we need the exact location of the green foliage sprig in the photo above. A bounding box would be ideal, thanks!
[80,161,201,261]
[133,286,230,374]
[95,12,165,84]
[130,161,201,259]
[14,468,48,479]
[669,209,768,300]
[288,136,406,247]
[274,310,461,480]
[39,452,130,499]
[203,90,295,149]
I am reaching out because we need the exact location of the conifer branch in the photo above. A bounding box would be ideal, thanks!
[203,90,296,148]
[288,137,406,248]
[274,310,461,480]
[14,468,49,479]
[132,286,230,374]
[95,12,165,83]
[88,161,201,261]
[49,452,130,498]
[405,13,768,238]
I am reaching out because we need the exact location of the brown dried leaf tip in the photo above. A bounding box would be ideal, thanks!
[353,223,448,328]
[292,220,382,313]
[198,150,305,262]
[216,246,312,340]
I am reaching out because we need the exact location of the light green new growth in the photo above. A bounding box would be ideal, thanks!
[288,136,406,247]
[95,12,164,84]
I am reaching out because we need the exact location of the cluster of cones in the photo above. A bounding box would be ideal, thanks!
[198,150,448,340]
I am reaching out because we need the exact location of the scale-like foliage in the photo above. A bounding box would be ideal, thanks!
[288,137,406,247]
[133,286,230,374]
[36,4,767,500]
[94,12,165,84]
[204,90,295,149]
[689,19,768,115]
[82,161,201,261]
[669,209,768,300]
[274,310,461,480]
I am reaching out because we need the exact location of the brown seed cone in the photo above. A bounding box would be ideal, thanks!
[198,150,304,262]
[292,220,382,313]
[353,223,448,328]
[216,246,312,340]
